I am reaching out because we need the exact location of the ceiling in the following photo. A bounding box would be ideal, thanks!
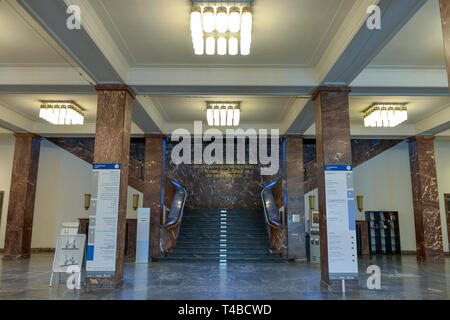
[149,95,299,124]
[90,0,356,68]
[0,94,98,123]
[369,0,445,68]
[0,1,69,67]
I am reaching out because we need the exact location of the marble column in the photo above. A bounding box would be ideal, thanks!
[3,133,41,260]
[312,87,357,291]
[144,134,165,259]
[86,85,134,288]
[285,135,306,261]
[408,136,443,261]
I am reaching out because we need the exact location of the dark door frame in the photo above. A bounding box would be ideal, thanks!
[445,193,450,247]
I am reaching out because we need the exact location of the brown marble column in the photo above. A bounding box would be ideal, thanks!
[86,85,134,288]
[3,133,41,260]
[285,135,306,261]
[144,134,165,259]
[312,87,357,291]
[408,136,443,262]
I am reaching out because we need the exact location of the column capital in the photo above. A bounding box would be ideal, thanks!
[407,135,436,143]
[95,84,136,100]
[13,133,41,140]
[311,86,351,101]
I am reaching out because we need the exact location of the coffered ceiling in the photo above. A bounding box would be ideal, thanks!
[89,0,356,68]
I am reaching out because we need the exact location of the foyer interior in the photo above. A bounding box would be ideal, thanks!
[0,0,450,299]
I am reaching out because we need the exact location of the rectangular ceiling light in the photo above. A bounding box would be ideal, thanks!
[207,102,240,127]
[190,1,253,56]
[39,101,84,125]
[364,104,407,128]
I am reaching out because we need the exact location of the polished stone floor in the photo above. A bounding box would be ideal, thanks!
[0,253,449,300]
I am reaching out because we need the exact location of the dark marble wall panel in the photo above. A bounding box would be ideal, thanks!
[3,134,41,260]
[144,135,164,258]
[285,136,306,260]
[165,138,283,210]
[86,85,134,288]
[164,177,176,209]
[408,136,443,261]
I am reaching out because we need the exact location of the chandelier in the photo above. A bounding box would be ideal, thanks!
[206,102,240,126]
[39,102,84,125]
[364,104,407,128]
[190,1,253,56]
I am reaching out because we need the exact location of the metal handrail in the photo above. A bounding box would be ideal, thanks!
[261,178,285,230]
[161,179,187,230]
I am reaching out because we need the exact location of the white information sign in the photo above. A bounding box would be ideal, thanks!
[136,208,151,263]
[324,165,358,280]
[86,163,121,278]
[50,234,86,286]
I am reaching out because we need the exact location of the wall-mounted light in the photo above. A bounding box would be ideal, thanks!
[84,194,91,211]
[133,194,140,211]
[309,195,316,210]
[357,195,364,212]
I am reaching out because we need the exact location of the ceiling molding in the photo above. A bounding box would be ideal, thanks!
[17,0,122,84]
[285,100,316,135]
[0,85,96,94]
[318,0,427,85]
[0,67,91,85]
[315,0,379,84]
[350,86,450,96]
[132,85,315,96]
[0,102,35,132]
[351,67,448,88]
[414,104,450,135]
[127,67,317,86]
[64,0,130,81]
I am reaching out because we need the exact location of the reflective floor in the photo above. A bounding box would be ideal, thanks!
[0,253,449,300]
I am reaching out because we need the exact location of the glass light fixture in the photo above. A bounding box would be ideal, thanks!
[233,107,240,126]
[190,3,253,56]
[229,7,241,33]
[217,36,227,55]
[216,7,228,33]
[205,35,215,55]
[227,107,234,126]
[207,107,214,126]
[207,102,240,127]
[202,7,215,33]
[190,7,202,32]
[228,36,238,55]
[364,104,408,128]
[213,107,220,126]
[39,102,84,125]
[241,7,253,33]
[220,106,227,126]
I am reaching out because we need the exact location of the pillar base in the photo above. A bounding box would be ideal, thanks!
[2,253,31,260]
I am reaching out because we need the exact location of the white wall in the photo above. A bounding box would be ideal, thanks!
[435,139,450,252]
[0,134,15,249]
[353,141,417,251]
[0,137,143,249]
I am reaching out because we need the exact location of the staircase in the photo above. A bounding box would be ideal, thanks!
[158,209,286,263]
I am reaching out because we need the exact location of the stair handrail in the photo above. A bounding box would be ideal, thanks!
[261,178,285,230]
[161,178,188,230]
